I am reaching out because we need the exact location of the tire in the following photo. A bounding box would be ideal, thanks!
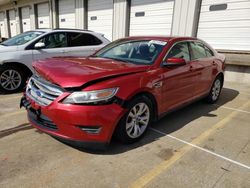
[206,76,223,104]
[115,96,154,144]
[0,65,27,94]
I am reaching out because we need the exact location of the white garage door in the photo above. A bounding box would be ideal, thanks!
[21,7,31,32]
[8,10,17,37]
[129,0,174,36]
[197,0,250,51]
[37,2,50,28]
[0,12,7,38]
[58,0,75,28]
[88,0,113,41]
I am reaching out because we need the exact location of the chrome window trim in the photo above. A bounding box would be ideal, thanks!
[163,39,215,63]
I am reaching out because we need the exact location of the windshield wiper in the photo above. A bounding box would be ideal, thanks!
[105,57,134,64]
[89,55,135,64]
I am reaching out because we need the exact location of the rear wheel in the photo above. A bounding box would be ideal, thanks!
[115,96,153,144]
[0,65,26,94]
[206,76,222,103]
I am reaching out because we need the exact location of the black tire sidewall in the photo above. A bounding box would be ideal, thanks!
[115,96,154,144]
[0,65,26,94]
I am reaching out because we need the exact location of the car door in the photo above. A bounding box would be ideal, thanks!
[66,32,104,57]
[161,41,196,111]
[188,41,214,96]
[32,32,68,61]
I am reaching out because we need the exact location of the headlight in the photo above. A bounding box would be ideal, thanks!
[63,87,119,104]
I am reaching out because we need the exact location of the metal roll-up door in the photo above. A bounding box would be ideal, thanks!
[88,0,113,41]
[37,2,50,28]
[197,0,250,51]
[8,9,17,37]
[58,0,76,28]
[129,0,174,36]
[0,12,7,38]
[21,6,31,32]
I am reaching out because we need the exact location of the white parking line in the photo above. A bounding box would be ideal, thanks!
[150,128,250,170]
[213,104,250,114]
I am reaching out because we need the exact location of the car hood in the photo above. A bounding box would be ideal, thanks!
[0,45,19,52]
[33,57,149,88]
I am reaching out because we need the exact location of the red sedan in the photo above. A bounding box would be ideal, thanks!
[20,36,225,148]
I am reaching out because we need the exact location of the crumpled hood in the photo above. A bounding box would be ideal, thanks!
[0,45,19,52]
[33,57,149,88]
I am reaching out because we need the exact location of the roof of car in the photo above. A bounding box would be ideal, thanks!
[53,28,93,32]
[32,28,94,33]
[123,36,198,42]
[32,28,52,32]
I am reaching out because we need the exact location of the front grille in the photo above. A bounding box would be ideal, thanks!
[28,108,58,130]
[26,75,64,106]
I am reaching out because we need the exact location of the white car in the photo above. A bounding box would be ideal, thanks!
[0,29,110,93]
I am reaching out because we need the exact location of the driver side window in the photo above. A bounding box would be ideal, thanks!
[36,32,67,49]
[167,42,190,62]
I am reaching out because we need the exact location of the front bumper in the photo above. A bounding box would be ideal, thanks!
[20,95,125,146]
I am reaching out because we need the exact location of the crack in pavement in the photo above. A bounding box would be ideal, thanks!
[0,123,33,139]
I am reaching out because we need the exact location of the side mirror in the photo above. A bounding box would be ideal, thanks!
[162,57,186,67]
[34,42,45,49]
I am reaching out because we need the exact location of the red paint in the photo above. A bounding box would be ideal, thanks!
[25,36,225,145]
[166,57,186,64]
[33,57,149,88]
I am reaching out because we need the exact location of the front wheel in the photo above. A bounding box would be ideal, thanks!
[206,76,223,103]
[115,96,153,144]
[0,65,26,94]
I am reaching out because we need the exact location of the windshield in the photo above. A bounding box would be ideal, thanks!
[1,31,44,46]
[95,40,167,65]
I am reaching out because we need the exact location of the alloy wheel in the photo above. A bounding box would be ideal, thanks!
[126,102,150,138]
[0,69,22,91]
[212,79,221,101]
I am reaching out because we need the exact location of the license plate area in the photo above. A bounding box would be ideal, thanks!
[28,107,58,131]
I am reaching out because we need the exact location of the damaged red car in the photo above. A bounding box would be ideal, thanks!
[20,36,225,148]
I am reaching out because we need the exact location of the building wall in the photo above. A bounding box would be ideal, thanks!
[75,0,86,29]
[0,0,48,38]
[0,0,249,57]
[1,0,199,39]
[0,0,249,80]
[0,0,82,36]
[172,0,201,37]
[113,0,128,40]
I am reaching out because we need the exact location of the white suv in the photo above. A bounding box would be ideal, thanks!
[0,29,110,93]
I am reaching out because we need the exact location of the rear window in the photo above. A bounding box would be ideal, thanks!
[68,32,102,47]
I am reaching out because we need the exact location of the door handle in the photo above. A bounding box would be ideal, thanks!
[190,65,194,71]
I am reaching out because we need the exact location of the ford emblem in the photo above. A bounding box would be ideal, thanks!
[36,90,44,98]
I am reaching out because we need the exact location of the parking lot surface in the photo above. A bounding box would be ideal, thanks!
[0,81,250,188]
